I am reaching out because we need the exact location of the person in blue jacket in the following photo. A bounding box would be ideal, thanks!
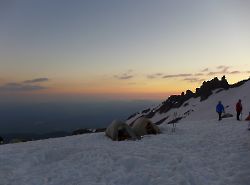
[216,101,225,121]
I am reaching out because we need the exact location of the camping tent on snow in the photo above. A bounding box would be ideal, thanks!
[105,120,137,141]
[132,117,160,137]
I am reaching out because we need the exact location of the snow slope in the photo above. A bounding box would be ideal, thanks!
[1,118,250,185]
[1,79,250,185]
[127,80,250,125]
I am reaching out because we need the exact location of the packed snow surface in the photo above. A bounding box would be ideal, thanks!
[1,118,250,185]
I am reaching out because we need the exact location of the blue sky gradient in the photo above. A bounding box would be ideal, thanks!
[0,0,250,100]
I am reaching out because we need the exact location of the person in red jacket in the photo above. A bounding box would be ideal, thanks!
[236,99,243,121]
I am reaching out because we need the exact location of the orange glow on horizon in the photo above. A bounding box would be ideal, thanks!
[1,73,249,101]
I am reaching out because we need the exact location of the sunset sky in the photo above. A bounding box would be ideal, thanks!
[1,0,250,101]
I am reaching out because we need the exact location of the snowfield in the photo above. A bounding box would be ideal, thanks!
[1,118,250,185]
[1,79,250,185]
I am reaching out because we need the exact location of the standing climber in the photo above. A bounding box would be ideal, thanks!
[236,99,243,121]
[216,101,225,121]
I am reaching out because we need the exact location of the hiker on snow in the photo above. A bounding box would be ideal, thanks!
[216,101,225,121]
[236,99,243,121]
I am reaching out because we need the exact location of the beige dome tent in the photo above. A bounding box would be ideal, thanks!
[132,117,160,137]
[105,120,137,141]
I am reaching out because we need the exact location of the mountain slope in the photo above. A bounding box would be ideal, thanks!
[0,118,250,185]
[127,78,250,125]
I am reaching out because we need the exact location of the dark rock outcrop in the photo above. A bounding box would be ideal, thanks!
[2,131,70,144]
[221,113,233,118]
[142,108,150,114]
[72,128,106,135]
[195,76,229,101]
[145,110,156,118]
[230,77,250,88]
[72,129,92,135]
[127,113,139,120]
[0,136,3,144]
[154,117,169,125]
[157,89,195,114]
[95,128,106,132]
[168,117,183,124]
[126,76,249,123]
[156,76,230,114]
